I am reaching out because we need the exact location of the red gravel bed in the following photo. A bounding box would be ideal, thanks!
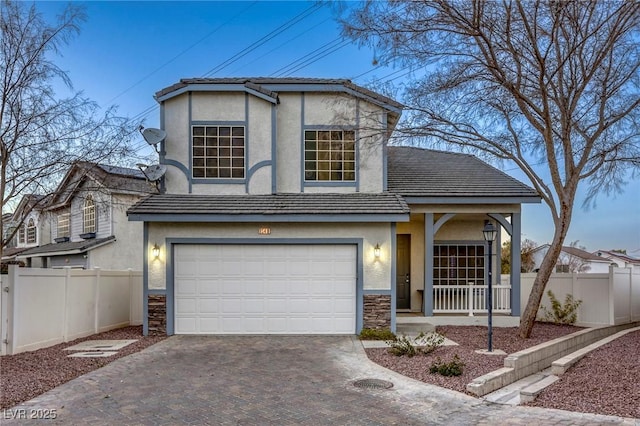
[0,326,165,410]
[366,323,640,419]
[365,322,581,396]
[527,329,639,419]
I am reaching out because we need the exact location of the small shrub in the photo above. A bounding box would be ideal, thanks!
[429,355,465,377]
[539,290,582,324]
[359,328,396,341]
[386,331,445,357]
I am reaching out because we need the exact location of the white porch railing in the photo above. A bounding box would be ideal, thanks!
[433,284,511,315]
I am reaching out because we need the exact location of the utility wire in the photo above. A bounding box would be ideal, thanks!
[228,16,334,75]
[269,37,344,76]
[104,1,258,107]
[202,2,323,77]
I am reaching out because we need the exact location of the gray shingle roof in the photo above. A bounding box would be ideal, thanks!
[387,146,539,199]
[127,193,409,217]
[18,236,115,257]
[155,78,403,110]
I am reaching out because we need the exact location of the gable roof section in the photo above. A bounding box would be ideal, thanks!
[127,193,409,223]
[11,194,49,221]
[594,250,640,265]
[387,146,540,203]
[47,162,155,210]
[155,78,403,114]
[531,244,612,263]
[17,236,116,258]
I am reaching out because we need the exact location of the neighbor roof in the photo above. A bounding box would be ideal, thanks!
[594,250,640,265]
[532,244,611,263]
[47,162,156,209]
[387,146,540,203]
[18,236,116,258]
[155,78,403,112]
[127,193,409,222]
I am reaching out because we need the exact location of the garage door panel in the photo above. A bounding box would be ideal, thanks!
[176,317,197,334]
[199,298,219,314]
[175,244,356,334]
[176,298,197,314]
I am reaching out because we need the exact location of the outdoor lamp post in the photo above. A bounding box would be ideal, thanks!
[483,222,497,352]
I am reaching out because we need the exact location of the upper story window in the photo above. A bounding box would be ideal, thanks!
[83,195,96,233]
[57,213,70,238]
[18,225,25,244]
[192,125,245,179]
[304,130,356,181]
[26,218,36,244]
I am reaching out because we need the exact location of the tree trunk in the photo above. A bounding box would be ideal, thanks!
[518,208,572,338]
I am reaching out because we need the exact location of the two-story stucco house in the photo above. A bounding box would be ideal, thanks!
[127,78,540,336]
[18,162,156,269]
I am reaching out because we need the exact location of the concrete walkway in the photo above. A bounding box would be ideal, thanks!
[3,336,637,425]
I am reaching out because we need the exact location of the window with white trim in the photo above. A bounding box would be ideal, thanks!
[433,243,485,286]
[18,225,25,244]
[26,218,36,244]
[83,195,96,233]
[192,125,245,179]
[304,130,356,181]
[57,213,70,238]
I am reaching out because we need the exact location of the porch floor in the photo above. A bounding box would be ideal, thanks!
[397,313,520,328]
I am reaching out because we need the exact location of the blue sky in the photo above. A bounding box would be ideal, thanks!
[36,1,640,255]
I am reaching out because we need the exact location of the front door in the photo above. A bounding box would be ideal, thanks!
[396,234,411,309]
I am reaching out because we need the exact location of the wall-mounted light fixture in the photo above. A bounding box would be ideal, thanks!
[152,244,160,259]
[374,243,381,259]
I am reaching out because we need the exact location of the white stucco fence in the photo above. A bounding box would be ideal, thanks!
[511,266,640,328]
[0,266,142,355]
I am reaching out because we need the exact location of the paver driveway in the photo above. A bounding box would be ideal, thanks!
[3,336,637,425]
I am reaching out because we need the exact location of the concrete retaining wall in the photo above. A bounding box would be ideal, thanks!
[466,322,640,396]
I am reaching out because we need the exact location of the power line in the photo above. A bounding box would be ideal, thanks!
[269,37,344,76]
[228,16,334,75]
[104,1,258,107]
[202,3,323,77]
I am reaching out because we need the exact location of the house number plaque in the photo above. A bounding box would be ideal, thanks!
[258,227,271,235]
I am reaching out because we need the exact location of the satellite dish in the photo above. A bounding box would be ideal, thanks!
[140,127,166,146]
[142,164,167,182]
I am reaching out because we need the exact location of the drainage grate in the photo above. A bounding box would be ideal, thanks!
[353,379,394,390]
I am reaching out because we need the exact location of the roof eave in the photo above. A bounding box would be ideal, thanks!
[402,195,542,205]
[128,213,410,223]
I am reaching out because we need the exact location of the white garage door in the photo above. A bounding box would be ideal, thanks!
[174,244,357,334]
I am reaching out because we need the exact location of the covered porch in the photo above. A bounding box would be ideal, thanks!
[394,210,523,325]
[386,146,541,329]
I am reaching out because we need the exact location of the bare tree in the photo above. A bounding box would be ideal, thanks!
[0,1,139,258]
[559,240,592,273]
[341,0,640,337]
[502,238,537,274]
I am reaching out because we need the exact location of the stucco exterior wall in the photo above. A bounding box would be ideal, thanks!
[160,90,388,196]
[162,95,190,194]
[276,93,302,193]
[397,211,507,312]
[147,222,393,292]
[89,194,144,270]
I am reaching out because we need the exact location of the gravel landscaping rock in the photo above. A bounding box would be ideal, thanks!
[0,326,165,410]
[527,329,639,419]
[365,322,640,419]
[365,322,582,395]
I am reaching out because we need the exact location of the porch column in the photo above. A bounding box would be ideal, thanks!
[424,213,434,315]
[511,212,522,316]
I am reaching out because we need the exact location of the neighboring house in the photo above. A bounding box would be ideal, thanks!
[17,162,156,270]
[127,77,540,336]
[2,194,50,268]
[531,244,613,273]
[594,250,640,271]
